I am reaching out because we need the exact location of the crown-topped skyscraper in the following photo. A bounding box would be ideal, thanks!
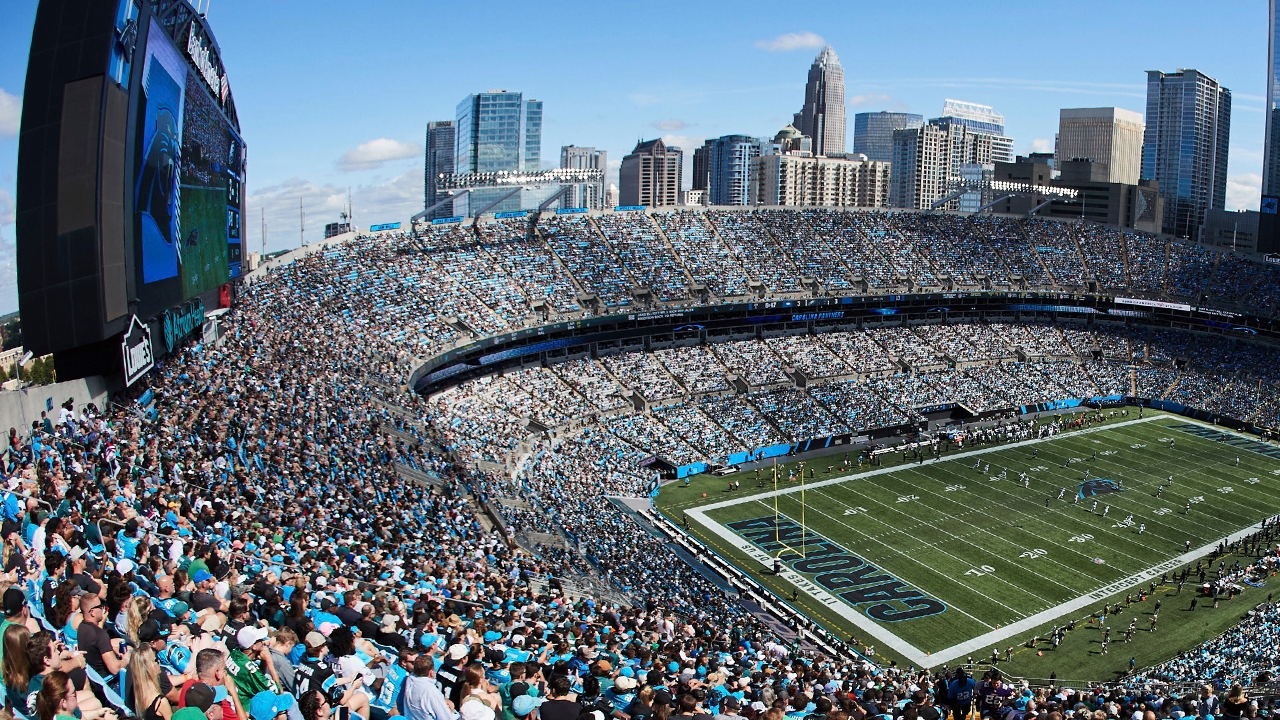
[794,45,846,157]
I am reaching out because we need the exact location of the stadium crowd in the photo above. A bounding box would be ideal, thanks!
[4,208,1280,720]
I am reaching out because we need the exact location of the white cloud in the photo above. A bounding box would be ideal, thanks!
[660,134,704,154]
[847,93,907,110]
[0,89,19,137]
[246,172,423,253]
[755,31,825,52]
[1026,138,1054,154]
[1226,173,1261,212]
[0,188,12,228]
[651,119,688,132]
[336,138,420,172]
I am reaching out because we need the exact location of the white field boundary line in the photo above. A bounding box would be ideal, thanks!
[685,413,1280,667]
[692,415,1167,514]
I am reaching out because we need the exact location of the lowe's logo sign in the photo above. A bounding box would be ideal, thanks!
[162,299,206,353]
[120,316,154,387]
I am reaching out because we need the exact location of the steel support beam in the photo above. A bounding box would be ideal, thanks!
[473,187,524,218]
[1028,198,1054,216]
[976,194,1015,214]
[537,186,570,212]
[411,191,468,224]
[928,187,969,212]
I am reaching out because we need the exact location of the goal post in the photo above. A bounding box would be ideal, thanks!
[772,458,809,559]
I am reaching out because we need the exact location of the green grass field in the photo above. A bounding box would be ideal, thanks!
[179,184,230,298]
[657,412,1280,681]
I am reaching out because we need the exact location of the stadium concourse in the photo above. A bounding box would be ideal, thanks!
[7,208,1280,720]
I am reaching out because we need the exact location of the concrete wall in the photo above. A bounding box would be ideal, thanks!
[0,376,113,433]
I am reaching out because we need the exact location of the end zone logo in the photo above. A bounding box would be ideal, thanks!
[727,516,945,622]
[1078,478,1124,498]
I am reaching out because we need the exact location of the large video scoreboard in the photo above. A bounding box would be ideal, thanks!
[16,0,245,382]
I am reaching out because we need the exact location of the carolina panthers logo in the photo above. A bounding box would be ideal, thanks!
[1079,478,1124,498]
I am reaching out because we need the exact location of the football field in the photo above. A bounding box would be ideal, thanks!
[659,413,1280,670]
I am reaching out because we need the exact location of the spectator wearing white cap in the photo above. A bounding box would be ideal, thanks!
[227,625,280,709]
[437,643,470,707]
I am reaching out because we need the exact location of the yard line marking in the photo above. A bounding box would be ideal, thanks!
[694,415,1168,513]
[911,451,1167,563]
[680,413,1280,667]
[861,462,1142,578]
[927,517,1274,665]
[808,482,1084,600]
[756,500,1000,628]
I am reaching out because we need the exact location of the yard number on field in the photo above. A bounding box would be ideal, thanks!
[945,484,966,492]
[1153,507,1171,516]
[843,506,869,516]
[1218,486,1233,494]
[897,495,919,503]
[1020,548,1048,559]
[1245,478,1259,485]
[965,564,996,577]
[1068,533,1093,543]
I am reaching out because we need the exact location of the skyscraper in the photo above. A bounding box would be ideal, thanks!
[619,139,682,207]
[1056,108,1144,185]
[692,144,711,191]
[890,119,1008,210]
[560,146,607,209]
[453,90,543,215]
[794,46,846,157]
[1262,1,1280,252]
[933,99,1014,163]
[1265,0,1280,197]
[1141,69,1231,240]
[455,91,542,174]
[706,135,764,206]
[853,112,923,163]
[890,124,953,210]
[751,126,890,208]
[424,120,455,217]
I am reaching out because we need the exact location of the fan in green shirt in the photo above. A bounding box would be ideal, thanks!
[226,627,281,708]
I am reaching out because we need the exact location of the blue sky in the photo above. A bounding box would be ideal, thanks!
[0,0,1270,314]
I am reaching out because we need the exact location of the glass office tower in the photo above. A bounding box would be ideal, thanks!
[453,91,543,215]
[1141,70,1231,240]
[1265,0,1280,197]
[853,112,924,163]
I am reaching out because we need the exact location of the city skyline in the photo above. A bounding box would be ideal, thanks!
[0,0,1272,315]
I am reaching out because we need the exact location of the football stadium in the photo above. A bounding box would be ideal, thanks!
[4,2,1280,720]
